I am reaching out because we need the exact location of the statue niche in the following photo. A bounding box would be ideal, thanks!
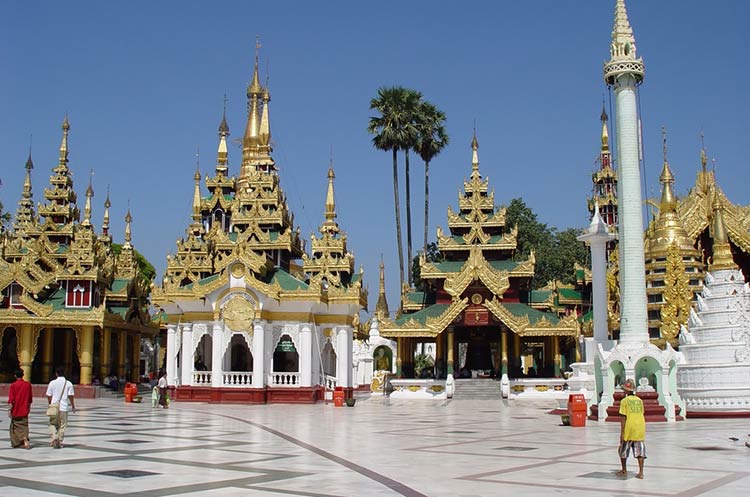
[373,345,392,372]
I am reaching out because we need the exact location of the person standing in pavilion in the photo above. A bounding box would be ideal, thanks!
[7,369,32,449]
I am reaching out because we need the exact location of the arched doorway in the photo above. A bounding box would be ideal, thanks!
[0,327,18,382]
[271,334,299,385]
[322,340,337,378]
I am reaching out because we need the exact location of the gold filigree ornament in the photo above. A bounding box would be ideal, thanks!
[222,295,255,332]
[230,262,246,279]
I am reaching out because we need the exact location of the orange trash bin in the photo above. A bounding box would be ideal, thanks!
[333,386,344,407]
[124,383,136,403]
[567,393,587,427]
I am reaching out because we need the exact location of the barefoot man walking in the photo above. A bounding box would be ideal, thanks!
[617,378,646,479]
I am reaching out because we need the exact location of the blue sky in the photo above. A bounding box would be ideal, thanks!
[1,1,747,311]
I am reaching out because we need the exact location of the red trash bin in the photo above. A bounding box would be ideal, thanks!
[124,383,136,403]
[333,386,344,407]
[567,393,587,427]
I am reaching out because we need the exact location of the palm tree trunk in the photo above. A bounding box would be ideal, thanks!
[423,159,430,254]
[404,149,413,287]
[392,148,405,289]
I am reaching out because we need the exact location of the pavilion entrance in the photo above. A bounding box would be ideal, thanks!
[455,327,500,376]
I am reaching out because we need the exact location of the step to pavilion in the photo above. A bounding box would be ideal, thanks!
[452,378,502,400]
[589,391,684,422]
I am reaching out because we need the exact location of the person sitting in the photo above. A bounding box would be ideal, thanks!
[110,374,120,392]
[103,375,111,389]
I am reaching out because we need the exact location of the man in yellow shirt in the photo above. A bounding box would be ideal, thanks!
[617,378,646,479]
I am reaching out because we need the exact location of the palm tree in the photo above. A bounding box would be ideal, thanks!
[368,86,420,288]
[400,88,423,287]
[415,102,448,254]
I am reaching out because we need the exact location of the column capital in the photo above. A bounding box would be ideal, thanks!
[167,324,177,333]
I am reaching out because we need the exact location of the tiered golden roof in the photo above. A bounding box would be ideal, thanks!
[0,117,153,332]
[380,133,576,339]
[153,46,366,311]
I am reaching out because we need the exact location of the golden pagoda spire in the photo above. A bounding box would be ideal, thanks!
[658,126,677,213]
[471,128,479,174]
[59,114,70,165]
[101,187,111,236]
[375,256,390,317]
[123,206,133,249]
[15,152,35,227]
[82,170,94,227]
[216,95,230,175]
[709,188,735,271]
[242,37,263,160]
[192,164,202,223]
[259,83,271,147]
[319,163,339,233]
[600,104,610,152]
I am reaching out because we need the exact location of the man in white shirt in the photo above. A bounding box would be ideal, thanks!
[46,366,76,449]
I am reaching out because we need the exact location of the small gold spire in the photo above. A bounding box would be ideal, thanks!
[216,97,230,175]
[709,188,735,271]
[375,256,390,317]
[123,206,133,249]
[699,131,708,172]
[102,187,111,235]
[320,163,339,234]
[600,105,610,151]
[471,128,479,172]
[247,36,263,96]
[22,152,33,198]
[59,115,70,164]
[259,82,271,146]
[658,127,677,213]
[192,165,202,222]
[82,169,94,227]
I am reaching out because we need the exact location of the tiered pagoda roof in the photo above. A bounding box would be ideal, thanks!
[152,46,366,312]
[0,118,153,331]
[379,134,577,338]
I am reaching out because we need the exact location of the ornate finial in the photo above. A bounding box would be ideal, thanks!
[699,131,708,171]
[471,127,479,172]
[600,105,610,151]
[709,188,735,271]
[124,205,133,248]
[22,150,33,195]
[82,169,94,226]
[248,35,263,96]
[218,94,230,135]
[658,128,676,212]
[216,100,230,174]
[604,0,644,85]
[192,164,202,222]
[320,164,339,234]
[102,186,111,235]
[194,147,201,181]
[59,114,70,163]
[259,73,271,146]
[376,255,389,317]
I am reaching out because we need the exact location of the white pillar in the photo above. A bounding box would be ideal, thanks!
[166,324,177,387]
[614,74,649,343]
[578,208,615,346]
[300,324,313,387]
[211,322,224,387]
[180,323,194,386]
[252,320,265,388]
[336,326,353,388]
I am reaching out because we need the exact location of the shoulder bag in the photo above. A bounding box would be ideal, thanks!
[46,380,68,418]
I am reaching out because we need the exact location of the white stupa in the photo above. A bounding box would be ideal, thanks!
[677,193,750,416]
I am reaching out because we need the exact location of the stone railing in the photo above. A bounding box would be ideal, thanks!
[324,374,338,389]
[192,371,212,385]
[269,372,300,386]
[222,371,253,387]
[508,378,567,397]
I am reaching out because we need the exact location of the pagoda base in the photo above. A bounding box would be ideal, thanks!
[589,391,684,422]
[172,385,330,404]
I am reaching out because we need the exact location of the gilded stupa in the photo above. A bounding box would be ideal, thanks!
[0,117,155,389]
[152,44,366,404]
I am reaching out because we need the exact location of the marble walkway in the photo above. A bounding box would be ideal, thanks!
[0,396,749,496]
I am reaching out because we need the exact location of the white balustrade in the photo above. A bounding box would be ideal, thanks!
[269,372,301,386]
[222,371,253,387]
[192,371,212,385]
[324,374,338,389]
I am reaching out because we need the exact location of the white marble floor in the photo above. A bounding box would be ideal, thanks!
[1,396,748,496]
